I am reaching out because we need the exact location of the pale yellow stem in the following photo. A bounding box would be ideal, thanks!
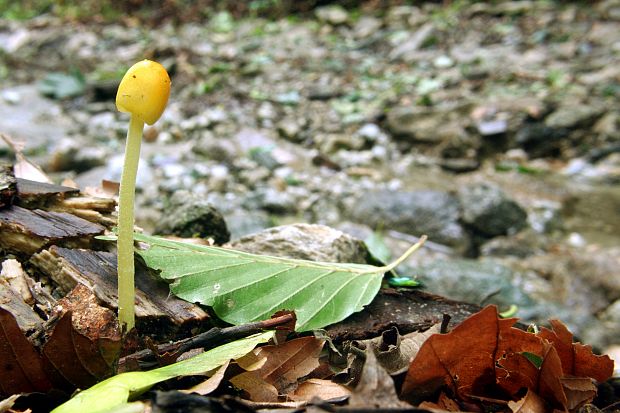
[117,115,144,332]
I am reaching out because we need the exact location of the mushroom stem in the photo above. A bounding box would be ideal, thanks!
[117,114,144,331]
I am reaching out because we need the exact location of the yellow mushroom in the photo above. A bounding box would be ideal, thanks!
[116,59,171,125]
[115,60,170,332]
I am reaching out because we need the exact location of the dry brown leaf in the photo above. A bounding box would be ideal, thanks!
[289,378,351,402]
[367,324,441,376]
[230,371,279,402]
[231,336,324,402]
[401,305,504,404]
[183,360,229,396]
[236,336,324,393]
[400,305,613,411]
[42,284,121,389]
[0,394,20,413]
[508,390,547,413]
[560,377,597,411]
[537,320,613,383]
[349,347,411,408]
[537,341,568,410]
[0,307,52,396]
[0,134,52,184]
[419,392,463,412]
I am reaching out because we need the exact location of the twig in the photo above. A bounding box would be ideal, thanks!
[120,312,295,370]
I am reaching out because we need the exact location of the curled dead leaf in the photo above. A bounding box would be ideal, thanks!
[400,305,613,411]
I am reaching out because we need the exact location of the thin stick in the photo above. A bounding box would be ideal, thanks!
[117,115,144,332]
[120,313,295,369]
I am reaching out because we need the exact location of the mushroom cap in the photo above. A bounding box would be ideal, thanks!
[116,60,171,125]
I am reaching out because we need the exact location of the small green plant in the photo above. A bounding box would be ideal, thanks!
[115,60,171,331]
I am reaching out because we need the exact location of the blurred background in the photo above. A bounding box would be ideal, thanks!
[0,1,619,352]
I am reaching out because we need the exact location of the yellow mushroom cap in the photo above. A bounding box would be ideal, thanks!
[116,60,171,125]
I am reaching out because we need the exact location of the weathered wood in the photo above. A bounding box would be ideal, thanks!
[325,288,482,342]
[0,280,44,334]
[0,205,105,255]
[0,164,16,208]
[53,196,116,213]
[48,196,117,228]
[15,178,80,208]
[31,247,209,339]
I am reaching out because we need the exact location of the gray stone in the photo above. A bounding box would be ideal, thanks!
[244,187,297,214]
[458,183,527,237]
[226,223,369,264]
[349,190,469,251]
[315,133,365,153]
[0,84,74,151]
[353,16,382,39]
[514,122,569,158]
[583,299,620,348]
[277,118,304,142]
[439,158,480,173]
[477,119,507,136]
[417,259,536,311]
[155,190,230,244]
[386,107,464,144]
[389,23,435,61]
[315,5,349,26]
[544,104,604,130]
[225,209,273,240]
[479,231,545,258]
[47,137,109,172]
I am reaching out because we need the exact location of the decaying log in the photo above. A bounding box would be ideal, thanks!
[0,278,44,335]
[0,164,17,208]
[15,178,80,208]
[31,246,209,339]
[325,288,481,342]
[0,205,106,255]
[48,196,117,227]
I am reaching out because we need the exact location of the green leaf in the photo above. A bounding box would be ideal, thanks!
[51,331,273,413]
[134,233,425,332]
[364,231,392,263]
[38,71,86,99]
[521,351,543,369]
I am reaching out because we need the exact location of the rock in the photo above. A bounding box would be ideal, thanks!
[418,256,603,336]
[353,16,382,39]
[597,0,620,20]
[389,23,435,61]
[479,230,545,258]
[439,158,480,173]
[386,107,465,144]
[527,200,563,234]
[477,119,507,136]
[349,190,469,251]
[192,131,237,163]
[514,122,569,158]
[244,186,297,214]
[315,133,365,153]
[583,299,620,348]
[417,259,536,312]
[0,84,74,151]
[47,137,108,173]
[563,154,620,184]
[544,104,605,130]
[225,209,272,240]
[356,123,383,142]
[315,5,349,26]
[277,118,304,142]
[458,183,527,237]
[226,223,369,264]
[154,190,230,244]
